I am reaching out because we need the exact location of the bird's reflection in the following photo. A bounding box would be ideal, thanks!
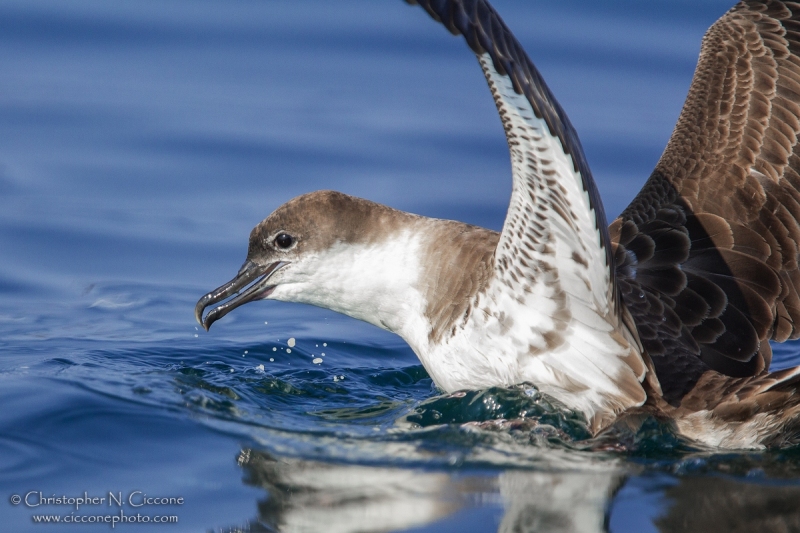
[234,448,460,532]
[222,448,800,533]
[655,476,800,533]
[226,448,621,533]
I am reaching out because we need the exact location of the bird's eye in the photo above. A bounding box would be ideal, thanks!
[274,233,294,249]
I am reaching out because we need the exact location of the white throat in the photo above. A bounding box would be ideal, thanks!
[269,228,431,347]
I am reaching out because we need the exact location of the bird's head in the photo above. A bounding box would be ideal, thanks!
[195,190,420,331]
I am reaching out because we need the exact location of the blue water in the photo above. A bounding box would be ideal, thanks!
[3,0,800,531]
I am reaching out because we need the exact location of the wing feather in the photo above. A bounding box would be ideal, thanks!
[409,0,800,412]
[612,0,800,402]
[408,0,649,425]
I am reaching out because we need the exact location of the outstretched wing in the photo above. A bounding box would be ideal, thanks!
[612,0,800,403]
[407,0,612,263]
[408,0,649,427]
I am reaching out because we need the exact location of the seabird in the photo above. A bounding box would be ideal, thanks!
[196,0,800,449]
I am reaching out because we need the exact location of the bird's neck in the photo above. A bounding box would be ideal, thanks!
[271,215,499,356]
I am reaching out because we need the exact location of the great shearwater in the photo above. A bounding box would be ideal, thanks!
[196,0,800,449]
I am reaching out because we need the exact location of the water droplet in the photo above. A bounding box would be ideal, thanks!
[287,338,296,347]
[272,347,277,352]
[312,358,323,364]
[286,349,292,354]
[269,358,274,362]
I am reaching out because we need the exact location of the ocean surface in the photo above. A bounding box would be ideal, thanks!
[3,1,800,531]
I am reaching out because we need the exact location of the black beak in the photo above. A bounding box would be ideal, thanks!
[195,260,288,331]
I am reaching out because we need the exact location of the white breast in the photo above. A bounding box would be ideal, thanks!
[399,54,649,431]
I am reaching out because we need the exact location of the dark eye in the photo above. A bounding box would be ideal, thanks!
[274,233,294,249]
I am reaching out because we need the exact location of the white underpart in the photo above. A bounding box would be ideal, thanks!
[416,55,646,428]
[268,229,431,351]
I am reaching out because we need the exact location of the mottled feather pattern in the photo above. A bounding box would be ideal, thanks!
[425,49,648,427]
[658,366,800,448]
[612,0,800,409]
[419,221,498,344]
[405,0,614,270]
[405,0,800,445]
[407,0,653,428]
